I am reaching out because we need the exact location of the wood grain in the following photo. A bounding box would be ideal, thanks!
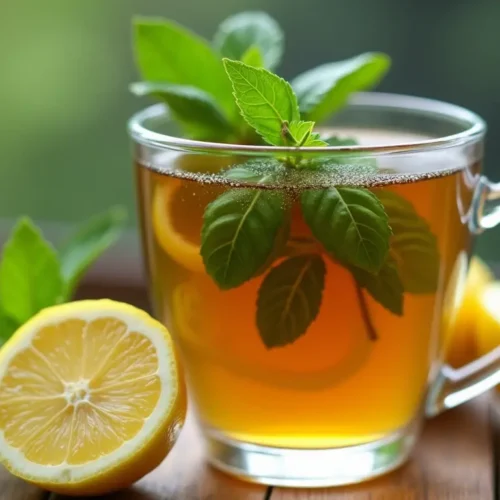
[271,395,494,500]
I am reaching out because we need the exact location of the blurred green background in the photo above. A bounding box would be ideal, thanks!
[1,0,499,281]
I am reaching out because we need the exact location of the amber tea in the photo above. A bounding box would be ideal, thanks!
[136,128,474,449]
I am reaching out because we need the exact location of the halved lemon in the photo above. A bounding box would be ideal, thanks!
[0,300,186,495]
[445,257,493,367]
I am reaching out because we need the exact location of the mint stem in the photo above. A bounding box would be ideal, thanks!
[354,281,378,341]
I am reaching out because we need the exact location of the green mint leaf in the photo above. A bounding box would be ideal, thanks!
[256,221,291,277]
[223,59,300,146]
[299,134,358,150]
[214,12,284,70]
[292,52,391,122]
[303,132,329,147]
[59,207,127,299]
[256,254,326,348]
[134,17,235,117]
[288,121,315,145]
[0,218,63,324]
[223,162,280,183]
[0,309,19,346]
[377,190,439,293]
[351,256,404,315]
[201,188,286,289]
[301,188,391,273]
[224,167,267,183]
[241,45,264,67]
[223,162,291,273]
[130,82,233,140]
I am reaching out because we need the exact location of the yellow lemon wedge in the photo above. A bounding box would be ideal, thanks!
[0,300,186,496]
[445,257,494,367]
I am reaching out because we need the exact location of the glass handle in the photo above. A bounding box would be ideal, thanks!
[426,347,500,416]
[427,176,500,417]
[469,176,500,233]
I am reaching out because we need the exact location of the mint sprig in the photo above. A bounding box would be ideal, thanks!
[223,59,302,146]
[131,11,439,349]
[132,14,389,146]
[0,209,127,345]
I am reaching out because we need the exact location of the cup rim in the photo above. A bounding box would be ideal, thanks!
[127,91,486,156]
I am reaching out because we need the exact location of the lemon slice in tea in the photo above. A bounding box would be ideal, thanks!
[152,178,224,273]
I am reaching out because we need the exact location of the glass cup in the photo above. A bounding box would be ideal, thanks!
[128,92,500,487]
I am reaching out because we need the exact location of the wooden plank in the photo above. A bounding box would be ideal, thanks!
[51,413,267,500]
[270,396,494,500]
[491,395,500,500]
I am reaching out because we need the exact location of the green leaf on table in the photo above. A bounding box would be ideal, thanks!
[0,218,63,324]
[214,11,284,70]
[376,190,439,293]
[301,187,391,273]
[134,17,235,117]
[223,59,300,146]
[201,188,286,289]
[130,82,233,140]
[241,45,264,67]
[256,254,326,348]
[351,256,404,315]
[59,207,127,300]
[0,309,19,346]
[292,52,391,122]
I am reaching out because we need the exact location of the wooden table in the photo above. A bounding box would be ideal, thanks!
[2,285,499,499]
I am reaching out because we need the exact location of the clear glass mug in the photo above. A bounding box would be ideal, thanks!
[128,92,500,487]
